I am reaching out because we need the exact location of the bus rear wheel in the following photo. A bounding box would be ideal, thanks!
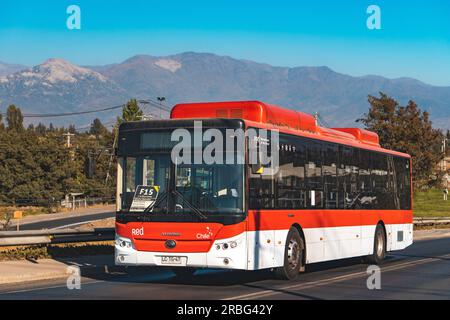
[171,267,197,278]
[274,227,304,280]
[366,224,386,265]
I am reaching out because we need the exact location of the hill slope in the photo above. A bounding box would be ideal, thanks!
[1,53,449,129]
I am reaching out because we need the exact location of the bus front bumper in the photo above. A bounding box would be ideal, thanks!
[115,234,248,270]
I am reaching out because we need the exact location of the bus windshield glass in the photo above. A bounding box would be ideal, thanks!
[120,130,245,216]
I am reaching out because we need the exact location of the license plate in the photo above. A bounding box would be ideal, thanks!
[161,256,181,264]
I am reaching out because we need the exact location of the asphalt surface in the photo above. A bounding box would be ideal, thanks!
[15,211,115,230]
[0,234,449,300]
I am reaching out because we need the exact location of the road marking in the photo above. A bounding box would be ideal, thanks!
[223,255,450,300]
[50,219,105,230]
[9,211,114,228]
[0,279,104,295]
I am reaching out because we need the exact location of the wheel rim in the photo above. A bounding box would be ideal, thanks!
[376,230,384,257]
[287,238,300,270]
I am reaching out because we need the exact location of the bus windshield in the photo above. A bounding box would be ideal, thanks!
[121,146,245,216]
[122,155,244,215]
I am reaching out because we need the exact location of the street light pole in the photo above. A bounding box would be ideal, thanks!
[157,96,166,118]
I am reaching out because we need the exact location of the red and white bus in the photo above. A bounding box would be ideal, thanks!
[115,101,413,280]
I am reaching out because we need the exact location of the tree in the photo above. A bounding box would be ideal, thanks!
[35,123,47,135]
[68,124,76,134]
[6,105,24,132]
[358,92,443,187]
[90,118,108,137]
[118,99,143,123]
[0,122,116,205]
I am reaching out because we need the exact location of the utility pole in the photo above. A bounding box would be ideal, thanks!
[105,124,118,187]
[62,132,76,161]
[63,132,75,148]
[442,137,448,171]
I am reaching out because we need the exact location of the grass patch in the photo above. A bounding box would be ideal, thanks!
[414,188,450,217]
[0,241,114,261]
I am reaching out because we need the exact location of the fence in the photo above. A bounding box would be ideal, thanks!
[0,228,115,247]
[0,196,115,210]
[413,217,450,226]
[61,197,115,210]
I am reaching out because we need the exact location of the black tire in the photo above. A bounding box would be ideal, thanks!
[366,224,386,265]
[171,267,197,278]
[274,227,304,280]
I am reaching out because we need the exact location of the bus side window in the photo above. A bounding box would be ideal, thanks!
[394,156,411,210]
[338,146,359,209]
[323,143,338,209]
[276,135,307,209]
[306,141,323,209]
[249,173,276,209]
[372,153,394,209]
[358,150,373,209]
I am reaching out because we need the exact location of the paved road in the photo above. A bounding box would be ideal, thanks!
[0,234,449,300]
[13,211,115,230]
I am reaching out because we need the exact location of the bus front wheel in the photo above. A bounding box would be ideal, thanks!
[366,224,386,265]
[274,227,304,280]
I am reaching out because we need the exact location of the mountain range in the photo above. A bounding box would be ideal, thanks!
[0,62,27,77]
[0,52,449,129]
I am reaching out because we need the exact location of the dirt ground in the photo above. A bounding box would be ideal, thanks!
[75,217,116,231]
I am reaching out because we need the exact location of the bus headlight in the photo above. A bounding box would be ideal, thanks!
[230,241,237,248]
[115,236,133,249]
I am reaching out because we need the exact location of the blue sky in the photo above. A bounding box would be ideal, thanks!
[0,0,449,85]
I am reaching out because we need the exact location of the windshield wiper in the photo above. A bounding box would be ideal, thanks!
[143,190,168,213]
[142,189,207,220]
[173,189,207,220]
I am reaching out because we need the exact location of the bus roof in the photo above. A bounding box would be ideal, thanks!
[170,100,410,158]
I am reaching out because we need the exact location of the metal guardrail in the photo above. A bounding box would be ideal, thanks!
[0,217,449,247]
[413,217,450,226]
[0,228,115,247]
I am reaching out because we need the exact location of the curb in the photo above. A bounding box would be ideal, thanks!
[0,261,159,286]
[0,256,126,286]
[0,270,70,285]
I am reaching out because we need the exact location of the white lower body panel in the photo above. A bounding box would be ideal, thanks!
[245,223,413,268]
[115,223,413,270]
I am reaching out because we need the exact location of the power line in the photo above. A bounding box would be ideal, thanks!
[139,98,171,112]
[1,98,171,119]
[74,120,117,132]
[138,98,171,120]
[0,103,127,118]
